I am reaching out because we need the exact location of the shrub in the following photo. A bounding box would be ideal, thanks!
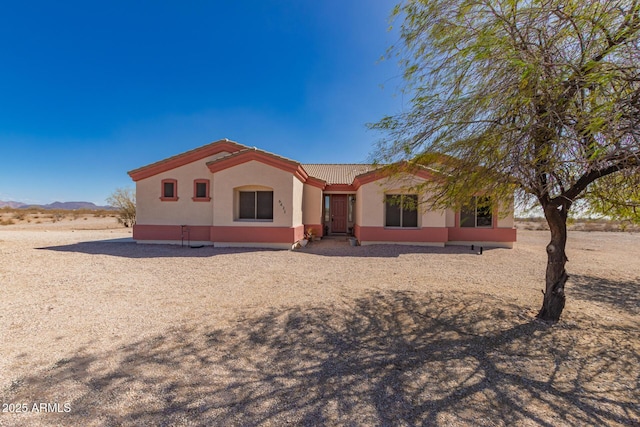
[107,187,136,227]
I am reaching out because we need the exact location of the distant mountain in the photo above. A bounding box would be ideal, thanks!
[0,201,27,209]
[0,200,114,210]
[43,201,108,210]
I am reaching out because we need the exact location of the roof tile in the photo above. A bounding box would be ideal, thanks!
[301,164,377,185]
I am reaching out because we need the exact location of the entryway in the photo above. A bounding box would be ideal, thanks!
[323,194,354,235]
[331,195,347,233]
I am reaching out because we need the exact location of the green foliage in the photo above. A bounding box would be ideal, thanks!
[585,172,640,224]
[371,0,640,215]
[107,187,136,227]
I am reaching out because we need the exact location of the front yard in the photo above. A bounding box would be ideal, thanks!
[0,227,638,426]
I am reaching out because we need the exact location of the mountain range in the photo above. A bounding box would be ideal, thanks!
[0,200,114,210]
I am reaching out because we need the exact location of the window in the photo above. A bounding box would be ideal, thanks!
[348,195,355,222]
[239,191,273,220]
[160,179,178,201]
[460,196,493,227]
[192,179,211,201]
[385,194,418,228]
[324,195,330,223]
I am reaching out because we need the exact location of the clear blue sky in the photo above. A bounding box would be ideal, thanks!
[0,0,404,205]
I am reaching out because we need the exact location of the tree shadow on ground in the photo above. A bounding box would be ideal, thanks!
[571,274,640,316]
[2,291,638,426]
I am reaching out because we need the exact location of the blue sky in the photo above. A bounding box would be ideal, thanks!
[0,0,404,205]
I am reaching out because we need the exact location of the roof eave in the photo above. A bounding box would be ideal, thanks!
[207,148,320,185]
[128,139,246,181]
[352,161,441,189]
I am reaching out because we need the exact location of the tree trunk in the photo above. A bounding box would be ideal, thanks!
[536,203,569,322]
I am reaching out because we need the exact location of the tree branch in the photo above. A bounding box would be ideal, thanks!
[553,155,640,204]
[562,3,640,99]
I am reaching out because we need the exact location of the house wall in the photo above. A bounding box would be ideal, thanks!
[355,187,364,226]
[497,199,515,228]
[292,178,304,227]
[445,209,456,227]
[131,143,516,248]
[354,175,448,245]
[356,182,382,227]
[356,176,446,228]
[211,160,299,228]
[446,196,517,248]
[302,184,323,236]
[209,160,305,245]
[353,175,516,247]
[135,153,229,226]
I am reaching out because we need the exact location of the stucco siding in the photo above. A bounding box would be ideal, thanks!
[130,141,516,246]
[357,175,447,228]
[355,187,364,226]
[445,209,456,227]
[135,153,226,226]
[497,199,515,228]
[211,160,296,228]
[302,184,322,225]
[292,178,304,227]
[358,182,384,227]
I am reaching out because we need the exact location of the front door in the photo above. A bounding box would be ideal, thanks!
[331,195,347,233]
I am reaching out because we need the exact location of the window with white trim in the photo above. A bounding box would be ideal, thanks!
[385,194,418,228]
[460,196,492,227]
[239,191,273,220]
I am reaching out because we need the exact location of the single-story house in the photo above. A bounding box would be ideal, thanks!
[128,139,516,248]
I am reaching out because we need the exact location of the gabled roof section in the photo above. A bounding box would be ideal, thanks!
[207,147,326,188]
[301,164,377,185]
[128,139,246,181]
[128,140,443,188]
[353,162,441,189]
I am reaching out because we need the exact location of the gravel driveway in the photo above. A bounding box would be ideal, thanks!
[1,226,638,426]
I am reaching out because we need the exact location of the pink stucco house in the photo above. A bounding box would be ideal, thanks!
[128,139,516,248]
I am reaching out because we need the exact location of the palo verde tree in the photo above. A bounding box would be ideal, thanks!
[371,0,640,321]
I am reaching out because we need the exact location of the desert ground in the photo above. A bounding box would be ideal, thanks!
[0,215,638,426]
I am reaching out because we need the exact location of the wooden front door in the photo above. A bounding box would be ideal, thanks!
[331,195,348,233]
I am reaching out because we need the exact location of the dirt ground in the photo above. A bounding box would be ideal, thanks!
[0,218,638,426]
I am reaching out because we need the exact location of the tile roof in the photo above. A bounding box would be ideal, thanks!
[301,164,377,185]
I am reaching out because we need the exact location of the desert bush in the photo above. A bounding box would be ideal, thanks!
[50,211,65,223]
[12,211,26,221]
[107,187,136,227]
